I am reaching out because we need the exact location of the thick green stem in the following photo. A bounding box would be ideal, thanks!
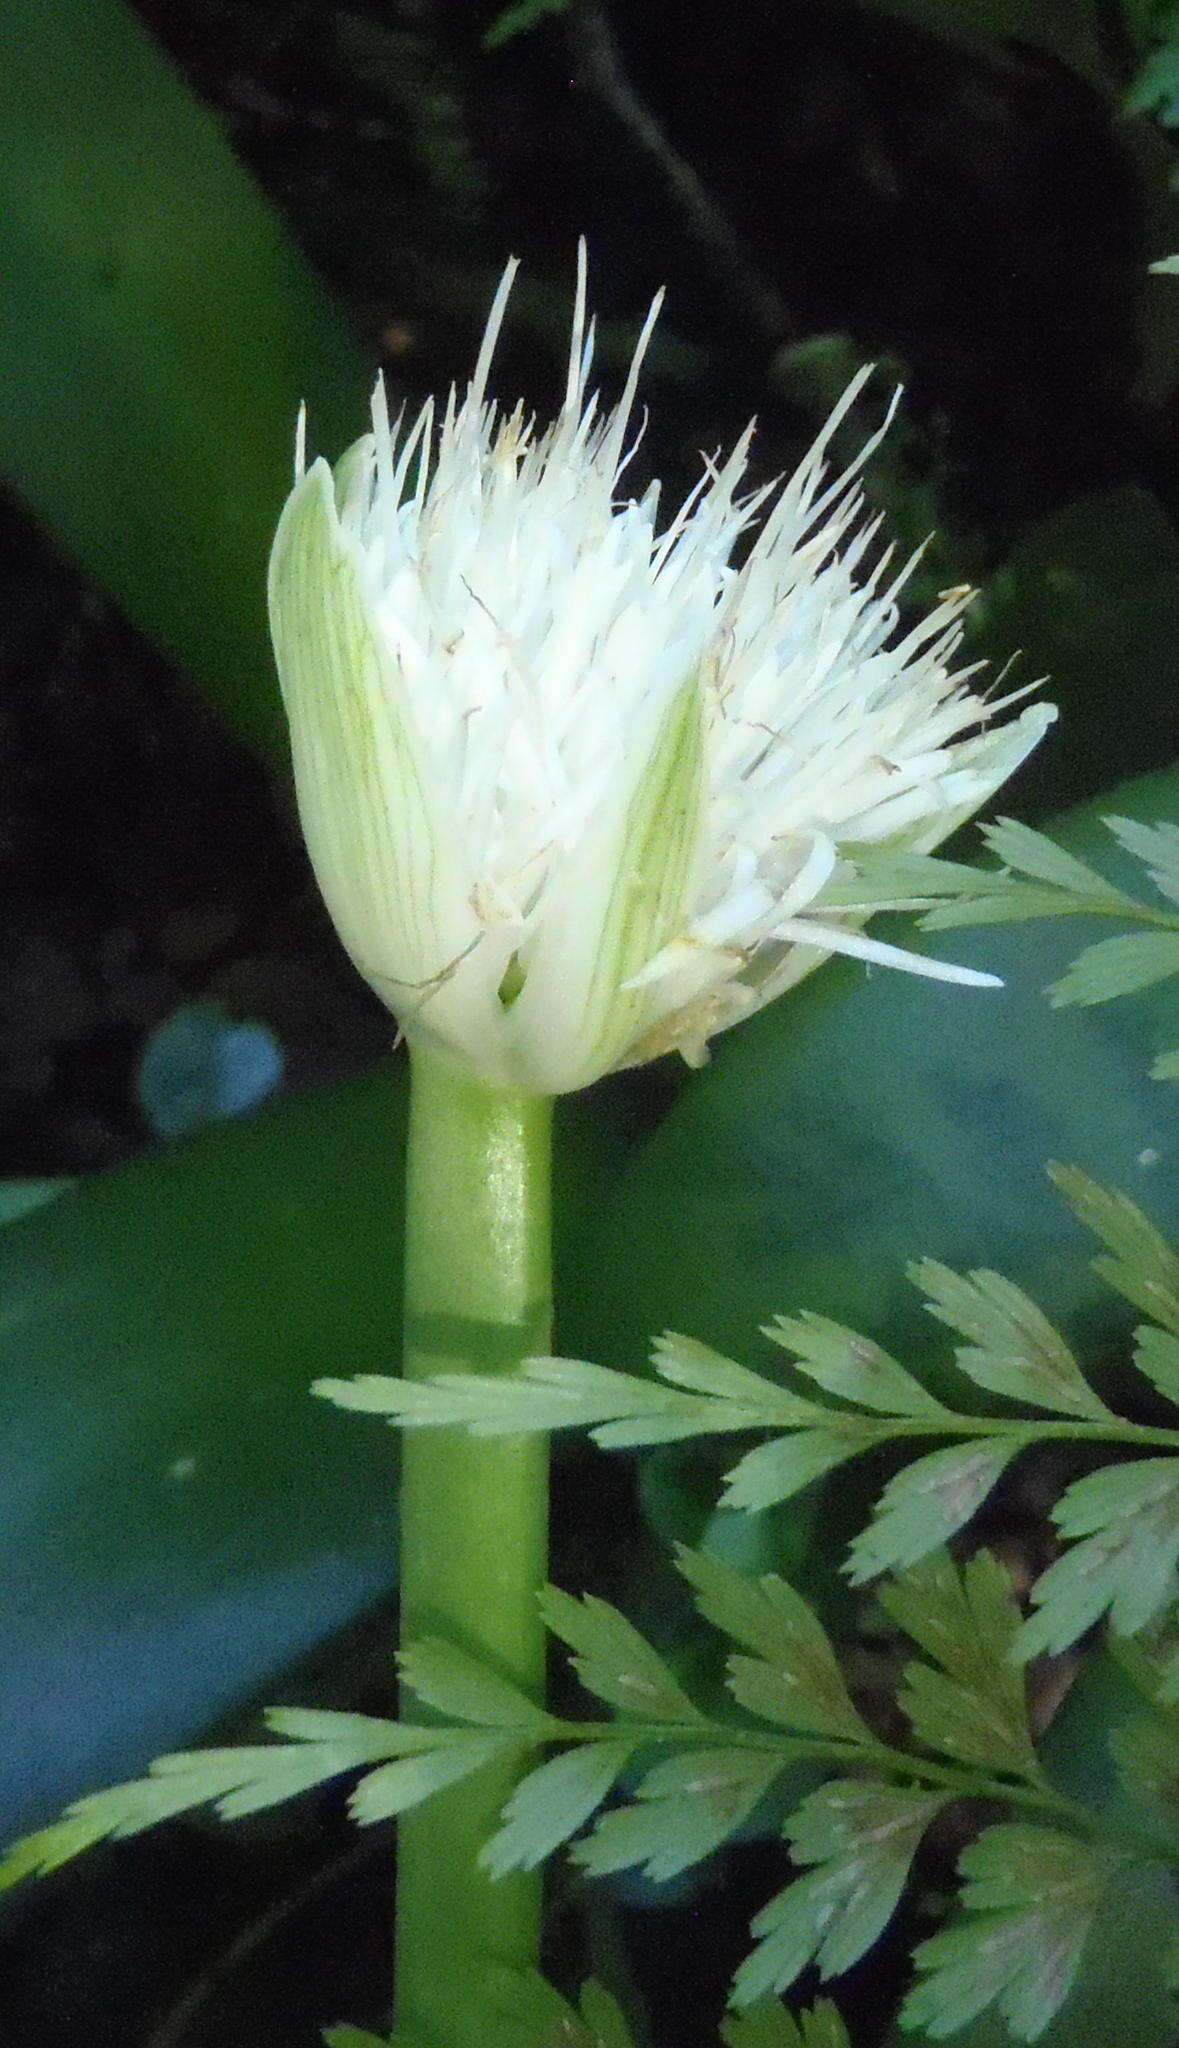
[393,1044,553,2048]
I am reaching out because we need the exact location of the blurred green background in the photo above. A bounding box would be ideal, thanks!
[0,1,1177,2042]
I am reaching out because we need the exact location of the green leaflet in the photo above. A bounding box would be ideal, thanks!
[1105,815,1179,908]
[572,1747,785,1881]
[676,1544,869,1742]
[982,818,1136,903]
[539,1587,706,1726]
[1016,1458,1179,1657]
[482,1740,637,1877]
[765,1311,949,1418]
[396,1640,557,1732]
[902,1826,1106,2041]
[349,1736,517,1825]
[1049,930,1179,1008]
[845,1439,1020,1582]
[882,1552,1039,1778]
[734,1783,948,2004]
[1050,1162,1179,1336]
[721,2002,851,2048]
[911,1260,1111,1419]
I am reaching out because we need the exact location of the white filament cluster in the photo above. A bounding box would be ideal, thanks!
[271,249,1054,1091]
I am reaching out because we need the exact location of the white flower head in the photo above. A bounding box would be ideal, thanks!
[268,247,1054,1095]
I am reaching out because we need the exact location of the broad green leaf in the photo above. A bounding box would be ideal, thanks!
[1016,1457,1179,1656]
[481,1739,636,1877]
[846,1441,1020,1582]
[539,1588,705,1725]
[733,1782,946,2003]
[0,0,367,771]
[0,1068,404,1836]
[676,1546,868,1741]
[911,1260,1110,1419]
[882,1552,1037,1777]
[573,1747,784,1879]
[902,1826,1105,2041]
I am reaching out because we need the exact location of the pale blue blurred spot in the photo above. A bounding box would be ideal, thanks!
[137,1001,284,1138]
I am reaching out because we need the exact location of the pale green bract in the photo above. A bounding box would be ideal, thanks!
[268,247,1052,1093]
